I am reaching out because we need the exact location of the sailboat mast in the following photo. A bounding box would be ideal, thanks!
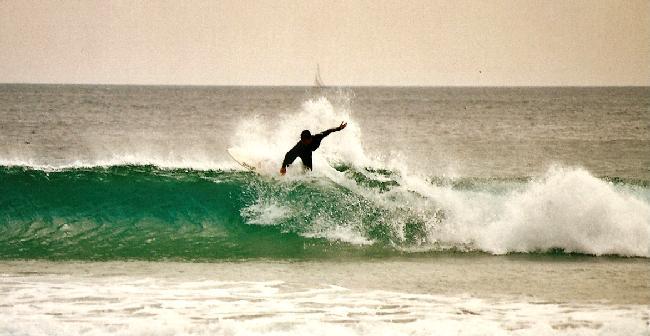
[314,64,324,87]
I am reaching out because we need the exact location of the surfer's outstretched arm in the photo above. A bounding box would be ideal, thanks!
[318,122,347,138]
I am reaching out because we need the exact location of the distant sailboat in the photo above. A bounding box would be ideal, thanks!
[314,64,325,88]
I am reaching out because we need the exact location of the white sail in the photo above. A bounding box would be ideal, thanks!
[314,64,325,88]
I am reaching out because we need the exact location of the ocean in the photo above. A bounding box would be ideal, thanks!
[0,84,649,335]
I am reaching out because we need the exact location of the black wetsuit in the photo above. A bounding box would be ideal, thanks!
[282,128,337,170]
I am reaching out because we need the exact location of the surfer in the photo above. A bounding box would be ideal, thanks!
[280,122,347,175]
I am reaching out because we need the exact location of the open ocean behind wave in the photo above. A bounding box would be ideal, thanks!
[1,85,649,335]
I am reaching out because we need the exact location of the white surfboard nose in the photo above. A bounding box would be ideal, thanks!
[227,147,283,175]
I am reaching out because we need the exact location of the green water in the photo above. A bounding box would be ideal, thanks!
[2,165,649,260]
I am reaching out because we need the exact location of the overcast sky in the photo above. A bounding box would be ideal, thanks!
[1,0,648,86]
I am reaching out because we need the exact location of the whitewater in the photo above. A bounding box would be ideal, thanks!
[1,85,649,335]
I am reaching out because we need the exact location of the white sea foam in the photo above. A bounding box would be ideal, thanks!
[479,167,650,256]
[395,166,650,257]
[301,217,374,245]
[1,263,648,336]
[241,200,292,226]
[0,154,239,171]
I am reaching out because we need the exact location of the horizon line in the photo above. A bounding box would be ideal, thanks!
[1,82,649,88]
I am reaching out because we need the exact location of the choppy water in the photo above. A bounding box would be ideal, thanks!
[1,85,649,335]
[1,85,649,178]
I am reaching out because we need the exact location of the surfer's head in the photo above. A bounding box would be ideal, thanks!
[300,130,313,144]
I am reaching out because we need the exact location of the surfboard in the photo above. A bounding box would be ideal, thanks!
[227,147,307,176]
[227,147,263,171]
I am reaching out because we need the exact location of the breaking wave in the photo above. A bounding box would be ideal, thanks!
[1,97,648,260]
[0,163,648,260]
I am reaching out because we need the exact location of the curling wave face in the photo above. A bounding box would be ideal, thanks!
[1,163,648,260]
